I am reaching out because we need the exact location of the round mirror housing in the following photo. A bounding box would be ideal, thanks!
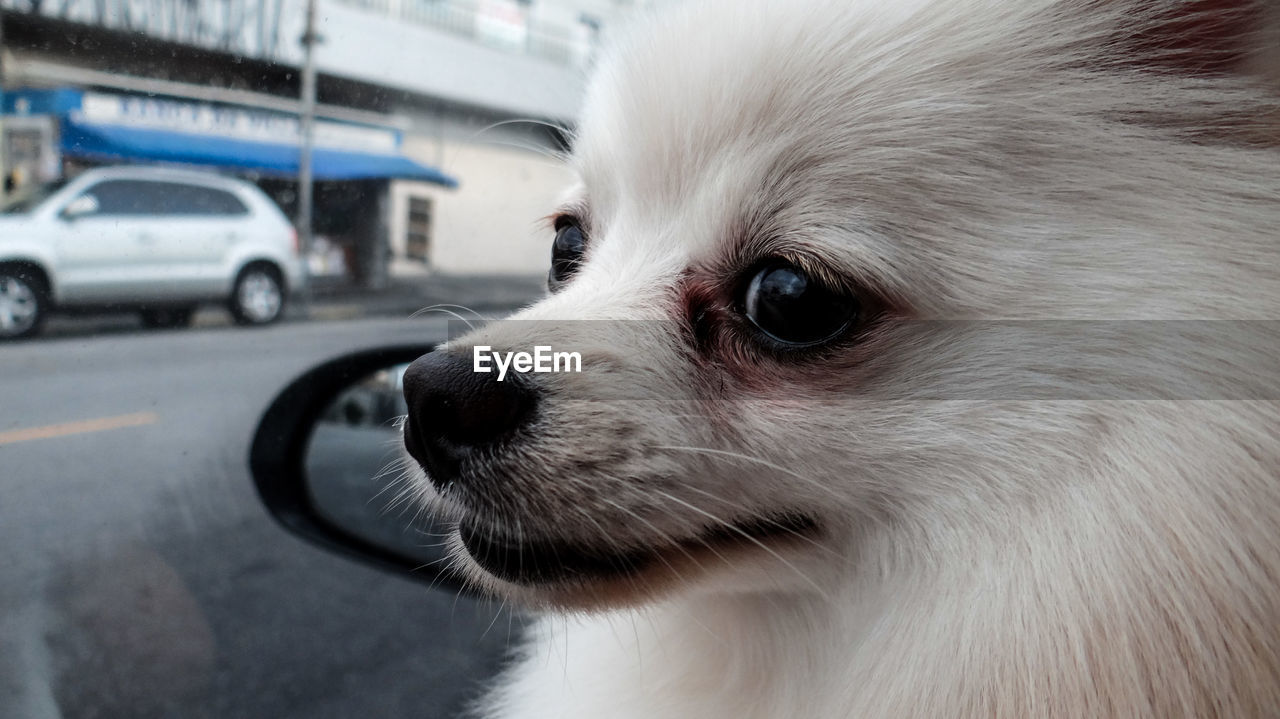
[249,344,470,592]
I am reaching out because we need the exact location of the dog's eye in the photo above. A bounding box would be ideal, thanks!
[742,262,858,346]
[549,217,586,288]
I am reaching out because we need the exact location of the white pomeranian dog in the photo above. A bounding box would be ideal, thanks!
[399,0,1280,716]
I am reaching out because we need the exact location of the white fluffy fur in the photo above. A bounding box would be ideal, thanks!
[411,1,1280,716]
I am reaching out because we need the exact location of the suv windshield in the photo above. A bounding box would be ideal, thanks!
[1,179,69,214]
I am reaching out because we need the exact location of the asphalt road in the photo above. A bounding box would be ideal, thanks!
[0,319,525,719]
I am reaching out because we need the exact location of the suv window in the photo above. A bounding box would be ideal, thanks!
[80,179,249,216]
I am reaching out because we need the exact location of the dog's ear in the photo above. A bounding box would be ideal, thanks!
[1098,0,1280,146]
[1118,0,1276,77]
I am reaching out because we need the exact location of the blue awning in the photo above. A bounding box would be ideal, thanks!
[59,117,458,187]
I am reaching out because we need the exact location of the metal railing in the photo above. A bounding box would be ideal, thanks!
[0,0,291,62]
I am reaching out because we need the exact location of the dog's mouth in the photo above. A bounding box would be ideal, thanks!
[457,513,820,587]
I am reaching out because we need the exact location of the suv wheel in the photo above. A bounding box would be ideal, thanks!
[0,267,47,340]
[140,306,196,329]
[230,265,285,325]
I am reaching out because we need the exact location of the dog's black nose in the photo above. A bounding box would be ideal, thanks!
[401,350,536,490]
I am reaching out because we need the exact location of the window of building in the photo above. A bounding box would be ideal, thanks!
[406,195,434,263]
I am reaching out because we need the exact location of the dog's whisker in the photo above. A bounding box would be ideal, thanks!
[648,488,831,601]
[407,305,480,328]
[514,516,527,591]
[651,444,846,504]
[589,473,833,572]
[377,465,428,514]
[416,303,491,322]
[593,494,710,588]
[476,139,573,168]
[369,457,414,500]
[570,502,674,603]
[469,116,574,148]
[479,597,510,642]
[678,484,841,559]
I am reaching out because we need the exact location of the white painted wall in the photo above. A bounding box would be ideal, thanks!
[391,135,574,275]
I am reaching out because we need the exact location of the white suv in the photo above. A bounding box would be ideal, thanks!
[0,166,303,339]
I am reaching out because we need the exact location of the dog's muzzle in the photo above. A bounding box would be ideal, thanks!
[401,350,537,492]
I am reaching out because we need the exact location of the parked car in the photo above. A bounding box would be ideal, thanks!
[0,165,303,339]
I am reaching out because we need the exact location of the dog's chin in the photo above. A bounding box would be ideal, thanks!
[448,514,822,610]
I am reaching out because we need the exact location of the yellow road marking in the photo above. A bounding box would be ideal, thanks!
[0,411,159,446]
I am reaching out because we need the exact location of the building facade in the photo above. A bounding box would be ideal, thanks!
[0,0,651,283]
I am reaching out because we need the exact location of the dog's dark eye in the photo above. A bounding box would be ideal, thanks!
[549,217,586,288]
[742,262,858,346]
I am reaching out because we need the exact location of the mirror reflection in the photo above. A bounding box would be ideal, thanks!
[304,363,446,568]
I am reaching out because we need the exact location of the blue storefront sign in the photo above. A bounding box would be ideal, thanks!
[2,88,457,187]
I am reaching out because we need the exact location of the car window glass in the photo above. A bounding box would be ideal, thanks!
[178,185,250,215]
[80,180,248,216]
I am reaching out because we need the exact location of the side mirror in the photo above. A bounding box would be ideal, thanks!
[60,194,99,220]
[249,344,470,592]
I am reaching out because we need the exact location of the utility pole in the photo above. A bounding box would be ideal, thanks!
[1,6,9,209]
[296,0,319,314]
